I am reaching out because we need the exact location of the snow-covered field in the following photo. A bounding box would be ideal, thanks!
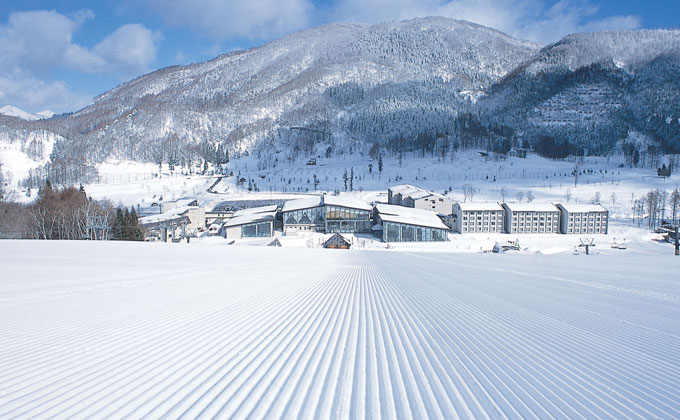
[1,240,679,419]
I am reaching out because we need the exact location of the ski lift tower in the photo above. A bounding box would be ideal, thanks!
[579,238,596,255]
[86,215,110,240]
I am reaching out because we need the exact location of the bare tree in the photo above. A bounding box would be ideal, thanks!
[592,191,601,204]
[647,190,658,230]
[516,191,525,203]
[499,187,507,202]
[610,192,617,206]
[462,184,475,202]
[671,188,680,224]
[565,189,572,203]
[573,165,579,187]
[526,190,535,202]
[659,190,668,223]
[0,163,5,202]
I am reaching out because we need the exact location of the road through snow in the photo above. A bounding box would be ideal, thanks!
[1,241,679,419]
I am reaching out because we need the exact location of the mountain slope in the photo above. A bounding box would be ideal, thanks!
[481,29,680,157]
[2,18,539,178]
[1,19,679,187]
[0,106,41,121]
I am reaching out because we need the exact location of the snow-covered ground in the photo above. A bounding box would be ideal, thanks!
[0,240,678,419]
[5,151,679,223]
[80,151,680,222]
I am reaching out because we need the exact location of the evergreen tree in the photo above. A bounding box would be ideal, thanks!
[350,167,354,192]
[378,154,383,175]
[113,208,125,240]
[343,169,348,191]
[129,207,143,240]
[123,208,132,239]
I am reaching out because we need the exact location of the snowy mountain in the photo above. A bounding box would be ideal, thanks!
[35,110,56,119]
[0,105,41,121]
[481,29,680,157]
[0,18,679,187]
[0,105,56,121]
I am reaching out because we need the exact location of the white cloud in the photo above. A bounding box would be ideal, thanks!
[328,0,642,43]
[144,0,313,40]
[93,24,163,78]
[0,66,91,112]
[515,0,641,42]
[0,9,161,112]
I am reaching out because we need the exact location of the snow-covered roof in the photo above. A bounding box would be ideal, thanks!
[376,204,449,230]
[161,198,199,211]
[282,197,323,212]
[281,196,372,212]
[232,205,279,217]
[140,209,190,225]
[389,184,447,202]
[502,203,559,212]
[208,221,224,229]
[225,208,277,228]
[557,203,608,213]
[406,190,433,200]
[322,195,372,211]
[456,202,503,211]
[388,184,418,193]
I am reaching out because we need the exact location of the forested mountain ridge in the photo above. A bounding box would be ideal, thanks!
[0,17,679,186]
[480,29,680,159]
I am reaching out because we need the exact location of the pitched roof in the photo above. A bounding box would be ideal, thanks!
[323,232,351,247]
[140,206,194,225]
[322,195,372,211]
[389,184,447,201]
[225,206,277,227]
[376,204,449,230]
[388,184,418,193]
[232,205,278,217]
[282,197,323,212]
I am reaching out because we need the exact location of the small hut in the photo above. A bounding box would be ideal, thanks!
[267,238,282,247]
[323,233,351,249]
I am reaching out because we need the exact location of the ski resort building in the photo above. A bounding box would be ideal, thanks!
[388,184,453,214]
[556,203,609,234]
[502,203,560,234]
[223,205,278,239]
[205,210,234,227]
[323,233,352,249]
[374,204,449,242]
[452,202,505,233]
[140,199,206,241]
[281,195,372,234]
[387,185,417,205]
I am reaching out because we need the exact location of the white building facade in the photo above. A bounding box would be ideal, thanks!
[388,184,453,214]
[502,203,560,234]
[374,204,449,242]
[556,203,609,234]
[452,202,504,233]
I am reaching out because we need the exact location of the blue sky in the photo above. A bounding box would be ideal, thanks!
[0,0,677,114]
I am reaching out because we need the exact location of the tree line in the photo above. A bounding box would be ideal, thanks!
[0,181,143,240]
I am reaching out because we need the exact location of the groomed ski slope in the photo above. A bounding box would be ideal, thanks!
[1,241,679,419]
